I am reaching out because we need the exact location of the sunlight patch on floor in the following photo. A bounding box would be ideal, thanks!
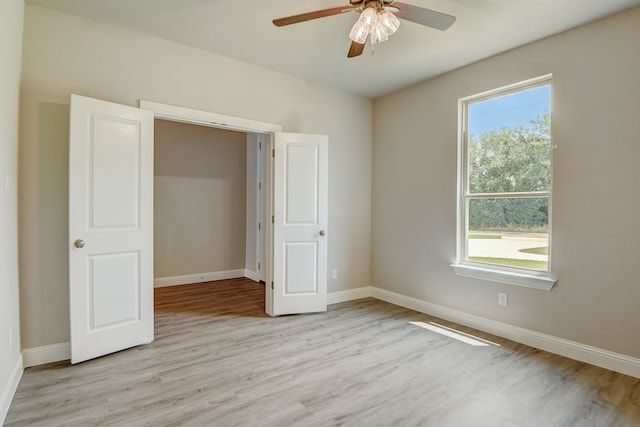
[409,321,500,347]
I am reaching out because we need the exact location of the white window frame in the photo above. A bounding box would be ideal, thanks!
[452,75,557,291]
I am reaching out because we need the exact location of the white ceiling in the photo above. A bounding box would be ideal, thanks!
[26,0,640,99]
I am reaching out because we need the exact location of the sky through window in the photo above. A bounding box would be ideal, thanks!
[468,85,551,136]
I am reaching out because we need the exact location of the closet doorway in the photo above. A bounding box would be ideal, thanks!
[140,100,328,317]
[153,119,269,291]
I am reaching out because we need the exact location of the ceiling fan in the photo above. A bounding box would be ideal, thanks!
[273,0,456,58]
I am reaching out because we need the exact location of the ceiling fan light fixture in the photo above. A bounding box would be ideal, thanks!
[349,6,399,45]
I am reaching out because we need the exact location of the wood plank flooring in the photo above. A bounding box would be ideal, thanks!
[6,278,640,426]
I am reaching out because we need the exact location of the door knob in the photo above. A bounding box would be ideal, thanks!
[74,239,85,249]
[319,230,326,236]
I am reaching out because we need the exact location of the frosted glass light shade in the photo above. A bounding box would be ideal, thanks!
[378,10,400,36]
[349,18,370,44]
[360,7,378,26]
[370,24,389,44]
[349,8,378,44]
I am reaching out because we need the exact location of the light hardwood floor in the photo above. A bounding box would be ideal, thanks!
[6,278,640,426]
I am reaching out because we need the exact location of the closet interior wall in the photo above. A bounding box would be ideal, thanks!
[153,119,250,284]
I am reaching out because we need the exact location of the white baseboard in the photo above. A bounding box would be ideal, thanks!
[1,354,23,425]
[371,287,640,379]
[154,269,246,288]
[244,269,260,282]
[328,286,372,305]
[22,342,70,368]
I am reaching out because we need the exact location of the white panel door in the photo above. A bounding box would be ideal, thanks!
[69,95,154,364]
[272,132,328,315]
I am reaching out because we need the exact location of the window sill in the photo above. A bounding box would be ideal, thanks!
[451,263,556,291]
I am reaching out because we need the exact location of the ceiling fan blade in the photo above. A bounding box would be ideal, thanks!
[273,6,356,27]
[392,2,456,31]
[347,40,365,58]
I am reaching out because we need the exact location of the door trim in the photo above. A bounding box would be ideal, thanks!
[139,100,282,316]
[139,101,282,134]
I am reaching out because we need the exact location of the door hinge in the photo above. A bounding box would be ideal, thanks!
[258,182,261,190]
[272,148,275,158]
[258,262,261,270]
[272,215,274,224]
[258,222,261,230]
[259,142,262,149]
[271,281,274,290]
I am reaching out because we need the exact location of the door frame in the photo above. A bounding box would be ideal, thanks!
[256,134,268,283]
[139,100,281,315]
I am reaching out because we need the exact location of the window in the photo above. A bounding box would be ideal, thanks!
[453,75,556,290]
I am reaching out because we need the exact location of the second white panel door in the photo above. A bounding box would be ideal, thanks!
[272,132,328,315]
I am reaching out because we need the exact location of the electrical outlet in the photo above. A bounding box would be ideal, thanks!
[331,269,338,280]
[498,292,508,306]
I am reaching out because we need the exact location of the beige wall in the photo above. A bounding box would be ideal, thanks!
[154,119,247,278]
[19,5,372,349]
[372,7,640,359]
[0,0,24,417]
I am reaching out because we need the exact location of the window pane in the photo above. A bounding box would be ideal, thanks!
[468,85,551,194]
[467,197,549,271]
